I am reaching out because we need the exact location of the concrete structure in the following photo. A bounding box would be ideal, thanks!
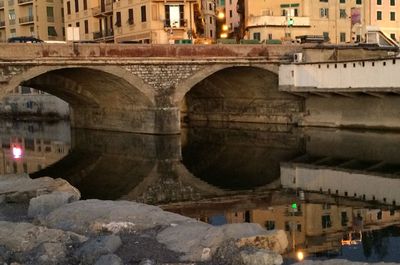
[0,43,303,134]
[279,56,400,129]
[245,0,369,44]
[0,0,64,42]
[64,0,197,44]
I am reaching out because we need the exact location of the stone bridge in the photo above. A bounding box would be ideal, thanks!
[0,44,303,134]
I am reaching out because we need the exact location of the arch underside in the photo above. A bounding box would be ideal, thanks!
[182,66,304,125]
[18,67,178,134]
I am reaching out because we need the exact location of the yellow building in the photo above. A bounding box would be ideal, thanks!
[0,0,64,42]
[245,0,369,44]
[370,0,400,41]
[113,0,197,43]
[64,0,197,43]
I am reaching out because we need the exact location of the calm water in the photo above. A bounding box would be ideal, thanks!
[2,119,400,263]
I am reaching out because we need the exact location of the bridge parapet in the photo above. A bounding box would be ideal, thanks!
[0,43,302,60]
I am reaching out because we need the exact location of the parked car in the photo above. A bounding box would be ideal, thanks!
[7,36,44,43]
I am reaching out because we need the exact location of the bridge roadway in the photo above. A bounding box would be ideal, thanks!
[1,43,400,133]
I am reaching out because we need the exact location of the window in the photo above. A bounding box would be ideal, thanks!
[48,26,57,36]
[141,5,146,22]
[84,19,88,33]
[340,32,346,42]
[341,212,348,226]
[164,5,184,27]
[339,9,346,18]
[209,16,212,24]
[356,0,362,4]
[377,11,382,20]
[67,1,71,15]
[340,0,345,3]
[390,11,395,21]
[391,0,395,5]
[320,0,328,2]
[323,31,329,41]
[377,211,382,220]
[115,11,121,26]
[128,8,134,24]
[265,221,275,230]
[209,3,213,10]
[322,215,332,229]
[74,0,79,12]
[320,8,329,18]
[46,6,54,18]
[253,32,260,41]
[377,0,381,5]
[76,22,79,27]
[391,33,396,40]
[229,10,232,17]
[210,29,213,37]
[83,0,87,10]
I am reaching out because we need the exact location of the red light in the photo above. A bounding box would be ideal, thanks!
[12,146,23,159]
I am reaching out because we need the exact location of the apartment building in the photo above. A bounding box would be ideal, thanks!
[64,0,196,43]
[370,0,400,41]
[245,0,369,44]
[0,0,64,42]
[113,0,196,43]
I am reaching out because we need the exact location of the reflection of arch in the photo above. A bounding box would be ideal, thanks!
[174,63,279,104]
[5,65,155,107]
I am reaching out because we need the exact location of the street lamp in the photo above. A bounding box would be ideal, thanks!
[217,11,225,20]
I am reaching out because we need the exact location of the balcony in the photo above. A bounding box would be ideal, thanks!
[93,29,114,42]
[0,1,4,9]
[92,0,112,17]
[0,21,5,28]
[47,16,54,23]
[247,15,310,27]
[19,16,34,24]
[18,0,33,5]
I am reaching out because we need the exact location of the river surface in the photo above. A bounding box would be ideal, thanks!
[1,119,400,263]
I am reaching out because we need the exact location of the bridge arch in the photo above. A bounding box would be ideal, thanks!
[177,64,302,126]
[6,65,155,106]
[174,63,279,104]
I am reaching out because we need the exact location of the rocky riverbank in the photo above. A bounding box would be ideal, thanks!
[0,174,287,265]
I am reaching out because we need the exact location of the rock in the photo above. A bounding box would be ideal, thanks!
[34,242,66,265]
[236,230,288,254]
[138,258,156,265]
[75,235,122,264]
[94,254,123,265]
[0,221,87,264]
[240,248,283,265]
[28,191,79,218]
[43,200,193,235]
[0,174,80,203]
[156,222,288,262]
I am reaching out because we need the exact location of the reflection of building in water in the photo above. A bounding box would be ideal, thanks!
[0,121,70,174]
[166,192,400,257]
[0,86,69,118]
[281,161,400,206]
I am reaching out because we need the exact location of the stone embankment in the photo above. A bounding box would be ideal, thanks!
[0,174,287,265]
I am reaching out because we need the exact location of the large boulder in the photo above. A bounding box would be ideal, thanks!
[0,221,87,264]
[0,174,80,203]
[28,191,79,218]
[43,200,194,235]
[156,222,287,262]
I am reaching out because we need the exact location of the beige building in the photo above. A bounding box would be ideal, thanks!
[0,0,64,42]
[370,0,400,41]
[64,0,197,43]
[245,0,370,44]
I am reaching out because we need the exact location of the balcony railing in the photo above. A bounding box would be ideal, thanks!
[0,1,4,8]
[9,19,15,25]
[0,21,5,28]
[93,29,113,40]
[247,15,310,27]
[47,16,54,22]
[19,16,34,24]
[18,0,33,5]
[92,0,113,17]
